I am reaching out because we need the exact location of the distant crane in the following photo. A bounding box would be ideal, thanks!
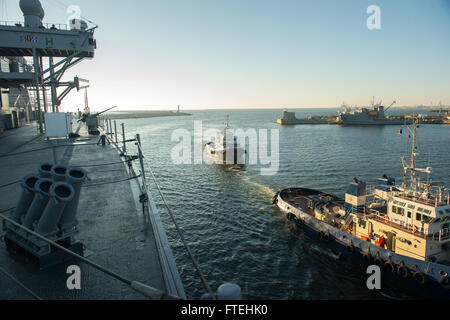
[384,100,397,112]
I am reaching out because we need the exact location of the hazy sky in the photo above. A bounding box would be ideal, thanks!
[2,0,450,111]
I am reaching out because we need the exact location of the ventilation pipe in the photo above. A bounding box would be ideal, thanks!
[35,182,74,237]
[59,168,87,232]
[22,178,53,229]
[11,174,40,223]
[20,0,44,28]
[38,163,54,178]
[51,165,68,182]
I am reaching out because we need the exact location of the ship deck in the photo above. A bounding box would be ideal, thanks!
[280,188,345,218]
[0,123,181,299]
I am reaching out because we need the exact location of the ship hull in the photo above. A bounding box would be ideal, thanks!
[274,188,450,299]
[337,119,405,126]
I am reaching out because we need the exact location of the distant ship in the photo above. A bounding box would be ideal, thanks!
[337,100,406,125]
[272,117,450,299]
[205,116,246,165]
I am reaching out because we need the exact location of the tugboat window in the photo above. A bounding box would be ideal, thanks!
[416,213,422,221]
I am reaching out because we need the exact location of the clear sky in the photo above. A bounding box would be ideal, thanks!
[2,0,450,111]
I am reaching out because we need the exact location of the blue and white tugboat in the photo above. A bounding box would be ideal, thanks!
[273,117,450,299]
[205,116,246,165]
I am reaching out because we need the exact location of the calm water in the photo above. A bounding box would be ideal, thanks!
[121,109,450,300]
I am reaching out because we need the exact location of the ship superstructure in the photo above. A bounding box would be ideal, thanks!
[205,116,246,165]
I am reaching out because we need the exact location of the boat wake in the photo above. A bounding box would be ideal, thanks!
[241,176,277,198]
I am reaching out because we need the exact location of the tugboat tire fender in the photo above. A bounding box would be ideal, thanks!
[384,260,396,273]
[272,192,279,205]
[346,244,355,254]
[397,265,410,279]
[318,231,325,239]
[362,252,372,264]
[324,232,331,242]
[374,256,384,267]
[412,272,426,285]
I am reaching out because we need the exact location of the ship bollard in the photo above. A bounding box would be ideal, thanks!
[217,283,242,300]
[11,174,40,223]
[51,165,68,182]
[38,163,54,178]
[22,179,53,229]
[58,167,88,233]
[35,182,75,237]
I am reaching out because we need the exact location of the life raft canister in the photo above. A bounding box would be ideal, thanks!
[376,236,386,248]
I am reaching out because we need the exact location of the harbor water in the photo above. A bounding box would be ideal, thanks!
[121,108,450,299]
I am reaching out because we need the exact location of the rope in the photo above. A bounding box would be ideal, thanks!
[0,143,99,159]
[0,179,22,189]
[134,139,214,297]
[0,267,43,300]
[72,158,137,168]
[82,174,141,188]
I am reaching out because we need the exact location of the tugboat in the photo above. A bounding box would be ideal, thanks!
[273,117,450,299]
[205,116,246,165]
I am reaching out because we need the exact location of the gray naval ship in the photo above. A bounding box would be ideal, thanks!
[337,100,406,126]
[0,0,241,301]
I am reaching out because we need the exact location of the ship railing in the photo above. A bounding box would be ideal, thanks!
[397,186,450,207]
[367,208,450,242]
[0,21,70,30]
[96,118,228,300]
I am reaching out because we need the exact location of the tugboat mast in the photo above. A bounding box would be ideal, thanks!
[401,116,433,195]
[409,117,418,192]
